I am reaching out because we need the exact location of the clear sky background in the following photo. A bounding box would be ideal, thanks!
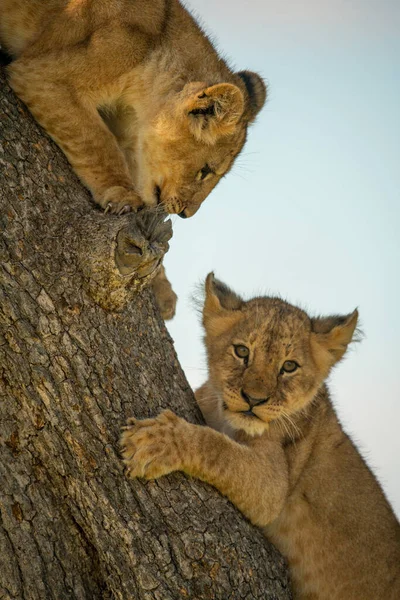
[165,0,400,516]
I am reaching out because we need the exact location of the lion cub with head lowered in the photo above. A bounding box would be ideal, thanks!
[121,273,400,600]
[0,0,265,216]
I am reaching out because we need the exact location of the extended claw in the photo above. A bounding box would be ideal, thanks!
[104,202,134,216]
[118,204,133,216]
[123,417,138,429]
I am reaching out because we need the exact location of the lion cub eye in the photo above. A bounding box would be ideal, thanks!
[197,164,214,181]
[280,360,299,374]
[234,345,249,360]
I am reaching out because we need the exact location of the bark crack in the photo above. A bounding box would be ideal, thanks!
[0,65,292,599]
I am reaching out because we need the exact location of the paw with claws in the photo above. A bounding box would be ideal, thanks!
[115,209,173,278]
[102,186,145,215]
[120,410,190,479]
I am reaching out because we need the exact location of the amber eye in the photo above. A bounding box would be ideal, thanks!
[281,360,299,374]
[197,164,213,181]
[234,345,249,360]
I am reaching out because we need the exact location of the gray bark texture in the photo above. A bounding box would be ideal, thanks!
[0,65,292,600]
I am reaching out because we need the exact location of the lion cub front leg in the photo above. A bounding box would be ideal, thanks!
[8,57,144,214]
[121,411,289,527]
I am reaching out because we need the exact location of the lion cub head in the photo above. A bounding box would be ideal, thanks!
[202,273,359,436]
[137,72,266,217]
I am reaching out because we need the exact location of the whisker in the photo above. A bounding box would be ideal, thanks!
[236,150,261,158]
[277,411,291,441]
[282,407,299,429]
[232,171,251,182]
[276,419,287,441]
[281,409,301,442]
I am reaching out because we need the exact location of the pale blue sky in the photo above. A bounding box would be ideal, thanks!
[166,0,400,516]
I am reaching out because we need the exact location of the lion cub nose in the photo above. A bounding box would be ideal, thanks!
[241,390,270,408]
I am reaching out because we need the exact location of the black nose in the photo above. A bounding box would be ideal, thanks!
[178,210,187,219]
[241,390,270,408]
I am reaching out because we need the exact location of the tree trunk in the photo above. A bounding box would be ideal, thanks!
[0,66,292,600]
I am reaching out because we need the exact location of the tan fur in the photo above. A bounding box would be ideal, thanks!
[151,265,177,321]
[0,0,266,215]
[121,273,400,599]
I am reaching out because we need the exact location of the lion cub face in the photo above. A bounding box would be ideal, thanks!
[137,75,266,218]
[202,274,358,436]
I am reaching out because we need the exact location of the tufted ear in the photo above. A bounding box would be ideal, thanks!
[236,70,267,122]
[186,84,245,143]
[311,310,359,366]
[203,273,243,334]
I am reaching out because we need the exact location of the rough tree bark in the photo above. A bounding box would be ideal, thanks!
[0,66,292,600]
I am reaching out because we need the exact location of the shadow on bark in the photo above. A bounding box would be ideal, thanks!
[0,67,292,600]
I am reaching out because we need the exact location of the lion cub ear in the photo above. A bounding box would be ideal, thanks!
[236,71,267,122]
[187,84,245,143]
[203,273,243,335]
[311,310,359,368]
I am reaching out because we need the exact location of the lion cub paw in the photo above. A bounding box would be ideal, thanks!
[157,288,178,321]
[101,186,144,214]
[115,210,172,278]
[151,265,178,320]
[120,410,187,479]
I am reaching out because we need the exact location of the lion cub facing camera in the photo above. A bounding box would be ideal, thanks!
[121,273,400,600]
[0,0,265,216]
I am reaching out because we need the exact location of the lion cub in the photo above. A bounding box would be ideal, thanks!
[0,0,266,216]
[121,273,400,600]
